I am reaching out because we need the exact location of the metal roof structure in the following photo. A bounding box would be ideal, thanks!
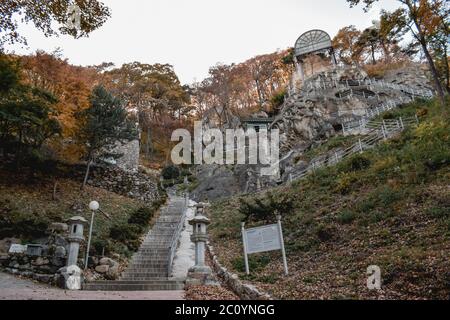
[241,118,274,124]
[294,30,333,58]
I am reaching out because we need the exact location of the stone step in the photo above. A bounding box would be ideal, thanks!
[83,280,184,291]
[123,268,169,273]
[131,259,169,264]
[138,245,172,249]
[124,267,169,272]
[127,262,169,267]
[122,272,169,279]
[131,255,169,263]
[114,194,186,287]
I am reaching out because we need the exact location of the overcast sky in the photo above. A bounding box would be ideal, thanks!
[5,0,400,84]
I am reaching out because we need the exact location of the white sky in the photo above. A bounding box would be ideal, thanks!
[4,0,400,85]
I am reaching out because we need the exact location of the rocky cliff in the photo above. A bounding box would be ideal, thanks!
[190,64,434,201]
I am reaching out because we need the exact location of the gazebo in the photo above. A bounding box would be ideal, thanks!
[293,30,337,82]
[241,117,274,132]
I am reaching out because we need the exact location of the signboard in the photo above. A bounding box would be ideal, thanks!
[8,244,27,254]
[241,217,289,275]
[26,244,43,257]
[244,224,281,254]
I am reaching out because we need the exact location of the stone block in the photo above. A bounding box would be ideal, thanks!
[31,257,49,266]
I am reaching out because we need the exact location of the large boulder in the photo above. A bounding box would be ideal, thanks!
[95,264,109,274]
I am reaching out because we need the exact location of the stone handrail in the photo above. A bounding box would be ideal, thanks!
[167,196,188,278]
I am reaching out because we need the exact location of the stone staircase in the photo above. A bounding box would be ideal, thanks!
[83,195,186,291]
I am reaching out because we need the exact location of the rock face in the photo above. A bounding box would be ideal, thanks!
[190,64,433,197]
[272,65,433,155]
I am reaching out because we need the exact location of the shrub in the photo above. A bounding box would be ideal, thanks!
[315,224,336,242]
[232,254,271,273]
[270,90,286,110]
[109,223,143,251]
[91,238,111,255]
[426,206,450,220]
[346,154,371,172]
[110,223,143,242]
[161,165,180,180]
[377,186,403,207]
[0,211,49,239]
[128,207,155,225]
[335,172,358,194]
[337,210,357,224]
[239,192,293,223]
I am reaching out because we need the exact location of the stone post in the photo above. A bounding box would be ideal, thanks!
[186,204,216,286]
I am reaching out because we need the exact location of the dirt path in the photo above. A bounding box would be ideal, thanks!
[0,272,184,300]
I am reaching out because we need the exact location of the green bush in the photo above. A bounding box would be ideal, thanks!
[91,238,111,255]
[128,207,155,225]
[0,211,49,239]
[343,154,372,172]
[161,165,180,180]
[232,254,271,273]
[337,210,357,224]
[109,223,143,251]
[426,206,450,220]
[239,192,293,223]
[315,223,336,242]
[270,90,286,110]
[109,223,142,241]
[377,186,403,206]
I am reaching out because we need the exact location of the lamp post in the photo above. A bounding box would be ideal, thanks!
[84,200,99,270]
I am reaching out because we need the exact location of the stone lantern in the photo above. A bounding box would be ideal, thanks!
[186,204,216,286]
[66,216,88,266]
[57,216,87,290]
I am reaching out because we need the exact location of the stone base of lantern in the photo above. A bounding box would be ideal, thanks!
[186,266,218,286]
[57,265,83,290]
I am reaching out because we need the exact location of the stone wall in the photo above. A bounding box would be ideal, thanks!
[0,231,122,286]
[78,165,160,202]
[207,242,272,300]
[110,139,140,172]
[0,231,69,285]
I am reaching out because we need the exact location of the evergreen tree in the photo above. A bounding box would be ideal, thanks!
[0,55,61,167]
[78,85,138,190]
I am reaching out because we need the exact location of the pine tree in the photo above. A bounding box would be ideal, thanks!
[78,86,138,190]
[0,55,61,167]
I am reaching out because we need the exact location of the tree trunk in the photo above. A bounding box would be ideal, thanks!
[255,78,264,110]
[419,38,446,105]
[15,130,23,170]
[408,1,446,105]
[371,45,376,65]
[381,42,391,63]
[442,44,450,94]
[81,159,93,191]
[52,181,59,201]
